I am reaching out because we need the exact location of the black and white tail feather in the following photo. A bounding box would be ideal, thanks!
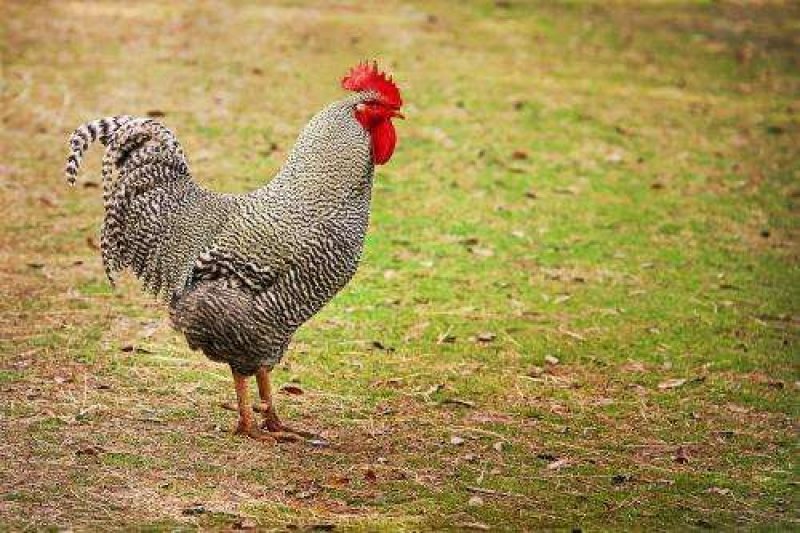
[64,116,201,297]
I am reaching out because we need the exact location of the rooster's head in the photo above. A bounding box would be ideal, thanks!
[342,61,403,165]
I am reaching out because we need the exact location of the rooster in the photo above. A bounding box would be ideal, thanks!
[63,61,403,441]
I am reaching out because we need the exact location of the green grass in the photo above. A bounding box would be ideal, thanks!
[1,0,798,530]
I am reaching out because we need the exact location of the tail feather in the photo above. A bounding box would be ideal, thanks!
[64,115,206,297]
[64,116,134,185]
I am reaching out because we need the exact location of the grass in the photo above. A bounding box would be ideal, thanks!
[1,0,798,530]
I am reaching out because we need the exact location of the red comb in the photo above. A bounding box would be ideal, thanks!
[341,61,402,108]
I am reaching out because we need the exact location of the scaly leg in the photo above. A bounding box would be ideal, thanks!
[232,369,273,441]
[255,367,318,440]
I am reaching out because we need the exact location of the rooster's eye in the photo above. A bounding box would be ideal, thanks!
[355,103,366,113]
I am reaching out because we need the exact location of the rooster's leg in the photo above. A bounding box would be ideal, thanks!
[232,370,273,441]
[255,367,317,440]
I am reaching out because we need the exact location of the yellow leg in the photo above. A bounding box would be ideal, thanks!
[255,367,317,441]
[232,369,272,441]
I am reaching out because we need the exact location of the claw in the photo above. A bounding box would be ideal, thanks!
[269,431,304,443]
[261,420,318,440]
[235,422,276,442]
[253,367,328,446]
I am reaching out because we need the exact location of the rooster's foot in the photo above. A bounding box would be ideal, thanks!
[235,422,276,442]
[260,420,319,441]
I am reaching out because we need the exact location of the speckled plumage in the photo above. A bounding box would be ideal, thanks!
[64,93,378,375]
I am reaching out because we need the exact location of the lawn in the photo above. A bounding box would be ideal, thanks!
[1,0,798,530]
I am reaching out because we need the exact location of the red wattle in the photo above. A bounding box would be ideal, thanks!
[371,119,396,165]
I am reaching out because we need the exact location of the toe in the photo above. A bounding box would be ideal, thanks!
[235,424,276,442]
[269,431,303,443]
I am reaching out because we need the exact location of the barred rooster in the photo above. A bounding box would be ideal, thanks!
[63,62,403,441]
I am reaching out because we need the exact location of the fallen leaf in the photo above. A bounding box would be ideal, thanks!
[404,321,430,342]
[139,321,160,339]
[527,365,544,377]
[476,331,496,343]
[364,468,378,483]
[182,504,206,516]
[674,446,690,464]
[469,246,494,258]
[544,355,559,365]
[511,149,528,160]
[611,473,633,485]
[707,487,731,495]
[235,518,258,530]
[441,398,475,408]
[554,186,578,195]
[559,327,584,341]
[621,361,647,373]
[658,378,687,390]
[327,475,350,487]
[437,333,457,344]
[458,522,490,531]
[468,495,485,507]
[371,340,395,352]
[450,436,465,446]
[727,403,749,414]
[425,383,445,396]
[75,445,105,456]
[373,377,404,388]
[493,441,505,452]
[279,385,304,395]
[546,458,571,470]
[38,196,58,208]
[119,344,153,354]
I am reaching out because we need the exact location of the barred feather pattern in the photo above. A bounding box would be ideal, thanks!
[64,93,376,374]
